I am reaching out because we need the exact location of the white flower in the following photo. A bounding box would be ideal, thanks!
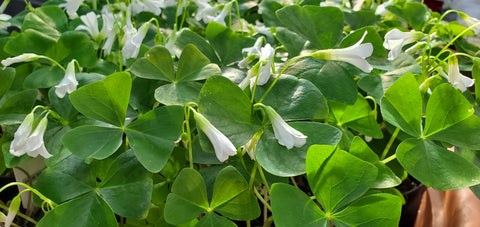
[0,14,11,31]
[193,110,237,162]
[238,38,263,68]
[9,112,52,159]
[4,196,20,227]
[130,0,165,16]
[76,12,103,40]
[383,28,424,60]
[375,0,392,16]
[55,60,78,98]
[101,8,119,55]
[458,12,480,34]
[311,31,373,73]
[239,43,275,89]
[122,21,151,60]
[242,131,262,160]
[1,53,40,69]
[194,0,217,23]
[63,0,83,19]
[446,56,475,92]
[263,105,307,149]
[194,0,231,25]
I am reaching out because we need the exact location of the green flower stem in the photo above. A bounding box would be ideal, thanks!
[381,154,397,164]
[0,182,57,207]
[37,56,65,71]
[185,108,193,169]
[380,128,400,160]
[258,55,305,103]
[290,176,299,188]
[257,165,270,193]
[233,0,243,32]
[0,202,38,225]
[248,162,258,189]
[428,21,480,75]
[47,109,68,126]
[184,103,199,169]
[253,187,272,212]
[439,9,461,22]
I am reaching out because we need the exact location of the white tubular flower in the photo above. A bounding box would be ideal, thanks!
[238,37,264,68]
[311,31,373,73]
[212,2,232,26]
[195,0,218,23]
[263,105,307,149]
[64,0,83,19]
[4,196,20,227]
[458,12,480,34]
[55,60,78,98]
[122,21,151,60]
[447,56,475,92]
[130,0,164,16]
[383,28,424,60]
[193,110,237,162]
[9,112,52,159]
[375,0,392,16]
[1,53,40,69]
[76,12,102,40]
[255,44,275,85]
[0,14,11,31]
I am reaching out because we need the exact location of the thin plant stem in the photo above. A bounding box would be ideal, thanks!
[185,107,193,168]
[258,55,305,103]
[290,176,299,188]
[253,187,272,212]
[380,128,400,160]
[257,165,270,193]
[248,162,258,189]
[381,154,397,164]
[428,21,480,75]
[0,182,56,207]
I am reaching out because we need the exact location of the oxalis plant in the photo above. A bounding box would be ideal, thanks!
[0,0,480,226]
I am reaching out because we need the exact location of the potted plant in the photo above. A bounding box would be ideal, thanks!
[0,0,479,226]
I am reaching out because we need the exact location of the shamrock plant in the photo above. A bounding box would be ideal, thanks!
[1,0,480,226]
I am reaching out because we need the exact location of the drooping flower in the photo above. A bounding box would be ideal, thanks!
[239,43,275,89]
[63,0,84,19]
[55,60,78,98]
[0,14,11,31]
[9,112,52,159]
[101,7,119,55]
[194,0,232,25]
[1,53,40,69]
[131,0,169,16]
[383,28,424,60]
[193,110,237,162]
[242,131,263,160]
[458,12,480,34]
[263,105,307,149]
[375,0,393,16]
[446,56,475,92]
[238,37,264,68]
[311,31,373,73]
[122,21,151,60]
[4,196,20,227]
